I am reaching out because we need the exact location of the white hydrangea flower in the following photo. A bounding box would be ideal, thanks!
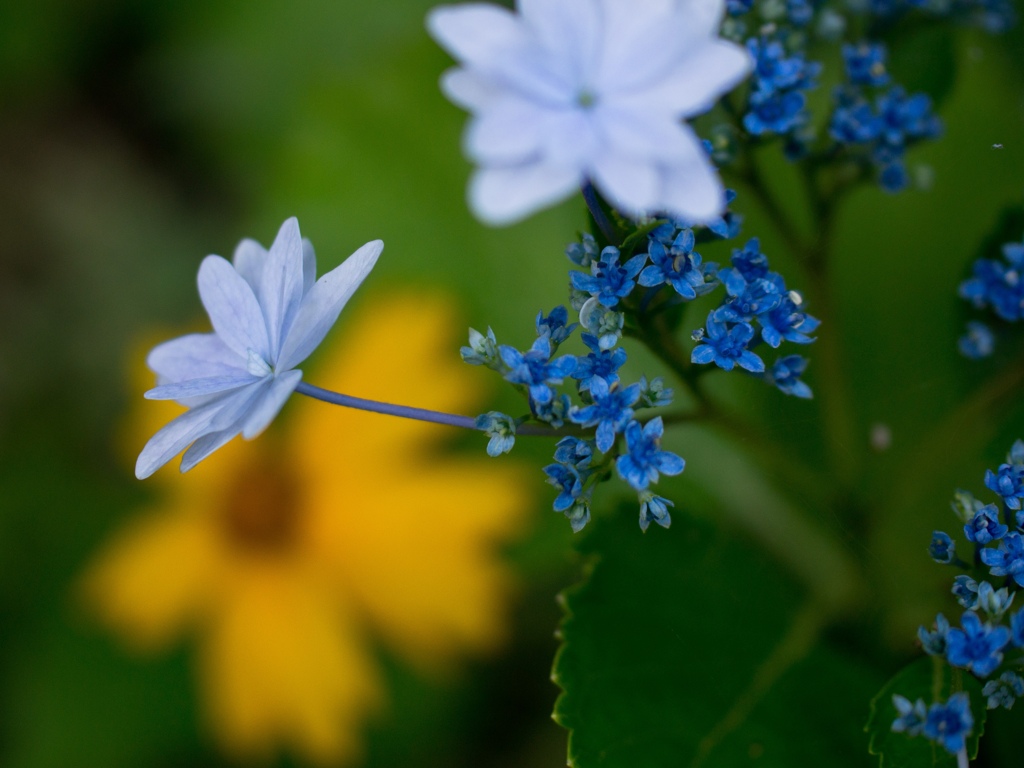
[136,218,382,479]
[427,0,752,225]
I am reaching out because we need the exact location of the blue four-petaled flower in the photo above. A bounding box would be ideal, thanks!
[569,377,641,453]
[499,336,576,406]
[615,417,686,492]
[769,355,813,399]
[919,613,951,656]
[923,693,973,754]
[929,531,956,564]
[691,316,765,373]
[981,531,1024,585]
[570,246,646,308]
[965,504,1008,544]
[638,228,710,300]
[572,333,627,392]
[945,611,1010,677]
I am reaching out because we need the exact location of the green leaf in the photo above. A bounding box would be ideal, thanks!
[619,219,668,258]
[552,511,882,768]
[885,23,958,109]
[866,656,986,768]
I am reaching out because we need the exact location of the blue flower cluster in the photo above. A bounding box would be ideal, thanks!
[895,440,1024,751]
[856,0,1016,33]
[465,290,685,531]
[892,692,973,754]
[464,194,819,532]
[830,41,942,192]
[691,236,818,398]
[743,34,821,139]
[958,235,1024,358]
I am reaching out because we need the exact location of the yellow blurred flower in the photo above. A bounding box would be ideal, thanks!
[83,291,529,764]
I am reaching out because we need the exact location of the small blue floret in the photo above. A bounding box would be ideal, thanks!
[923,693,973,754]
[615,417,686,492]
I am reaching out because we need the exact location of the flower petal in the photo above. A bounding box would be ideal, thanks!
[241,370,303,439]
[145,374,258,401]
[469,162,579,225]
[198,255,271,362]
[135,381,265,479]
[464,96,548,164]
[589,152,660,215]
[147,333,246,384]
[258,217,306,361]
[518,0,601,85]
[659,130,727,223]
[276,240,383,371]
[427,4,526,68]
[179,428,242,473]
[302,238,317,295]
[232,238,268,295]
[440,68,501,111]
[623,40,752,118]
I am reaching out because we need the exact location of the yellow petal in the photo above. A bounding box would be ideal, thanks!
[306,459,530,669]
[291,291,531,669]
[80,509,219,652]
[199,565,381,765]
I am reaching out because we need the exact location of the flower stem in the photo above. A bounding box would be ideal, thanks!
[581,181,620,245]
[296,381,579,437]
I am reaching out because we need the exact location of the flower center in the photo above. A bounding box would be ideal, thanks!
[576,89,597,109]
[219,456,302,555]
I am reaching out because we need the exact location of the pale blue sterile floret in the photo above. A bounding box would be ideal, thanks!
[475,411,517,457]
[983,671,1024,710]
[570,246,647,308]
[638,375,674,408]
[638,491,674,532]
[923,693,973,754]
[951,488,986,524]
[691,316,766,373]
[461,326,500,367]
[566,233,599,268]
[977,580,1014,619]
[615,417,686,492]
[929,531,956,564]
[569,377,642,453]
[579,296,625,351]
[919,613,950,656]
[499,335,577,406]
[953,575,979,609]
[981,531,1024,586]
[945,610,1010,677]
[891,695,927,736]
[136,217,382,479]
[964,503,1008,544]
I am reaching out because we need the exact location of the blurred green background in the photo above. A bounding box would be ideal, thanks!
[1,1,1024,767]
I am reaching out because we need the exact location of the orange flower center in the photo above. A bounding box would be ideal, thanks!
[219,457,303,555]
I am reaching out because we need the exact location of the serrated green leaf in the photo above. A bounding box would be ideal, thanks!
[865,656,985,768]
[552,511,882,768]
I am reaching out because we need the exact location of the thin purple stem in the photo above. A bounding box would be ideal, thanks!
[295,381,580,436]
